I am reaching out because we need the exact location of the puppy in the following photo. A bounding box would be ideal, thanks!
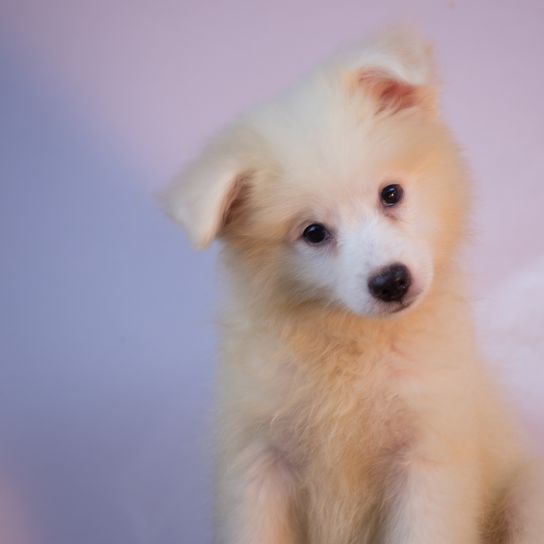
[164,31,543,544]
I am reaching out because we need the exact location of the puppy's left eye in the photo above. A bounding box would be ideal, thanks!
[302,223,330,245]
[380,184,404,207]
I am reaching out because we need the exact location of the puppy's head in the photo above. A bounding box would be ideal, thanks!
[164,31,469,318]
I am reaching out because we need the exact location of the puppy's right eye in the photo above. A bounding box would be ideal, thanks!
[302,223,330,245]
[380,183,404,207]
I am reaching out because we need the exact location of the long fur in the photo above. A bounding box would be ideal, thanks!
[165,30,543,544]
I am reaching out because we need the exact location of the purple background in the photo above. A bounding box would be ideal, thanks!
[1,1,543,542]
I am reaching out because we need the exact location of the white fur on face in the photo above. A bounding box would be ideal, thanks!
[289,199,434,317]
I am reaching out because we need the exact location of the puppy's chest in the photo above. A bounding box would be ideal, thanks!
[271,346,418,471]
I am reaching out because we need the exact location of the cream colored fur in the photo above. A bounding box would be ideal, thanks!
[164,30,543,543]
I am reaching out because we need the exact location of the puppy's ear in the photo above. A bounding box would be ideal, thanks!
[161,126,255,249]
[355,68,435,114]
[346,29,438,115]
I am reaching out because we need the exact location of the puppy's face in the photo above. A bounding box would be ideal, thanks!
[286,186,433,316]
[226,116,466,318]
[271,174,438,318]
[165,34,469,318]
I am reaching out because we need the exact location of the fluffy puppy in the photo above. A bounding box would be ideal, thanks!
[164,31,543,544]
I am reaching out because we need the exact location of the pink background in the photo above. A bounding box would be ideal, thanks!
[1,1,543,542]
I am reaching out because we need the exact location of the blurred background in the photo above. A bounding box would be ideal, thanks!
[1,1,543,542]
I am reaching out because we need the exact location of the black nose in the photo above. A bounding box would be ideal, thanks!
[368,263,411,303]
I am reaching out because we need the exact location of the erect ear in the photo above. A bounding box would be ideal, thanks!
[345,29,438,115]
[161,127,255,249]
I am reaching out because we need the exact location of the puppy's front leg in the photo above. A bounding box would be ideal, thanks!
[383,460,480,544]
[503,462,544,544]
[215,442,301,544]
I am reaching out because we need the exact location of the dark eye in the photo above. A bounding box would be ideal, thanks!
[380,184,404,207]
[302,223,330,245]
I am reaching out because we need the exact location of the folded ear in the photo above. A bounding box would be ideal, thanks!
[161,127,254,249]
[345,29,438,115]
[356,68,435,114]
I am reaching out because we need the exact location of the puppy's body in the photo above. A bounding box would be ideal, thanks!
[166,32,543,543]
[216,260,523,544]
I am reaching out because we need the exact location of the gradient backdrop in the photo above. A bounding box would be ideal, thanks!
[1,1,543,543]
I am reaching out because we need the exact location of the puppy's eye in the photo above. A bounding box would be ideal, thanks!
[302,223,330,245]
[380,184,404,207]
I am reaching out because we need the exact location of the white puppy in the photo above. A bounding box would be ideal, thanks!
[165,31,543,544]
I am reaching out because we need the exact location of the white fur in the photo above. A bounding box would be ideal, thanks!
[165,30,543,544]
